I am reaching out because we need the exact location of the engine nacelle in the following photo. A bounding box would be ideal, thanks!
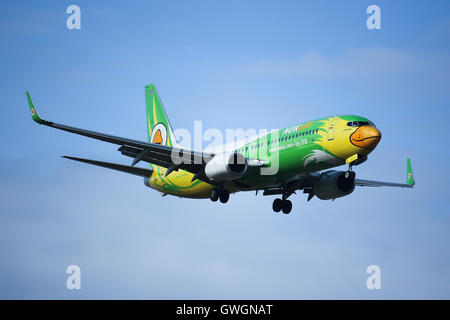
[204,152,248,181]
[313,170,355,200]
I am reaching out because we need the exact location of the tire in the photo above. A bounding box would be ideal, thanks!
[219,189,230,203]
[345,170,356,179]
[282,200,292,214]
[273,198,283,212]
[210,188,219,202]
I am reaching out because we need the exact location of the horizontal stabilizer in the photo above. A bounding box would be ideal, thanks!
[62,156,153,177]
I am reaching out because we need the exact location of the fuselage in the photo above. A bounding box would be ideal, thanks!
[145,115,381,198]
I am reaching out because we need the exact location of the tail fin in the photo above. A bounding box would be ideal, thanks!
[145,84,178,147]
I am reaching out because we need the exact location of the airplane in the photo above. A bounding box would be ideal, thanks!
[26,84,415,214]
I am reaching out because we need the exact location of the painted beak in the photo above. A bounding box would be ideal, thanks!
[350,125,382,150]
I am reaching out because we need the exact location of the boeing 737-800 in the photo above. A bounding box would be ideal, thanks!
[26,84,414,214]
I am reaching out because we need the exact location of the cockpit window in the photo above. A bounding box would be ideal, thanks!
[346,121,375,127]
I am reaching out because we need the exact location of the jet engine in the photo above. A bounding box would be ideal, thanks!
[313,170,355,200]
[204,152,248,181]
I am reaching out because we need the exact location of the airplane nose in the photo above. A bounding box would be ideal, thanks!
[350,125,382,150]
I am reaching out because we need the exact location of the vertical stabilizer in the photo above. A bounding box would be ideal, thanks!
[145,84,178,147]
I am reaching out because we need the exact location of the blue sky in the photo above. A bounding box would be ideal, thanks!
[1,0,449,299]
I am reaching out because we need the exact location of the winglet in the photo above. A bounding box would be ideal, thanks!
[406,158,415,186]
[26,91,44,124]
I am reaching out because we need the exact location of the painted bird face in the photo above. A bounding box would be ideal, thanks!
[346,120,382,156]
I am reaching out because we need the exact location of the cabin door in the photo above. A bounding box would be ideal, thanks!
[328,118,337,141]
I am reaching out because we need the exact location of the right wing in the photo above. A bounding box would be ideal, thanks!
[26,92,265,184]
[26,91,214,181]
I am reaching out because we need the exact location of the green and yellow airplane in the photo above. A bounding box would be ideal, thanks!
[26,84,414,214]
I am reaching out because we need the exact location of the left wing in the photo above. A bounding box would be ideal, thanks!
[262,159,415,201]
[355,158,415,188]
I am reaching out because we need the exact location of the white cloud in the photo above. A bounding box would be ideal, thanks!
[235,47,445,79]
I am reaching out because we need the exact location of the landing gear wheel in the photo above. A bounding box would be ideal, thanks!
[273,198,283,212]
[210,188,219,202]
[282,200,292,214]
[345,170,356,179]
[219,189,230,203]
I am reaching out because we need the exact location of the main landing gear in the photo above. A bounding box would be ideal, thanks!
[272,198,292,214]
[272,186,296,214]
[210,188,230,204]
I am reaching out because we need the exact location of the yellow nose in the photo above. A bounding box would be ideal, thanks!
[350,125,382,150]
